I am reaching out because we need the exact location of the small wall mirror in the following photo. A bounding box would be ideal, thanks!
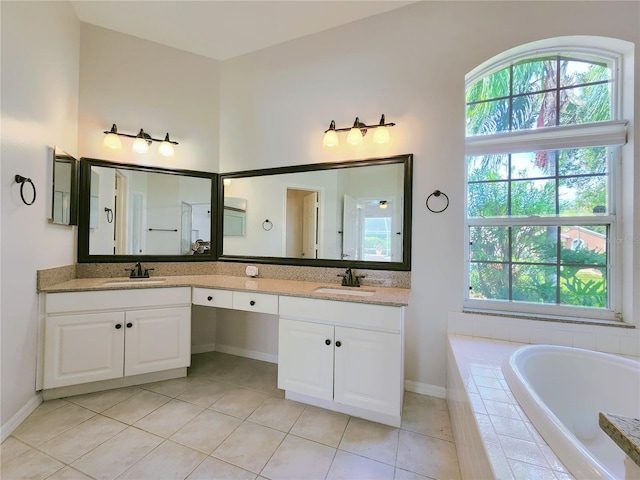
[218,154,412,271]
[78,158,217,262]
[51,147,78,226]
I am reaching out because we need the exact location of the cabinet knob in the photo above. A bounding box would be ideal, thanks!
[325,339,331,346]
[335,341,342,347]
[115,324,122,329]
[126,322,133,328]
[207,296,213,301]
[250,300,256,306]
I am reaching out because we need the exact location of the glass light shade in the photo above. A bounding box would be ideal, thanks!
[103,133,122,150]
[323,130,339,148]
[346,127,363,145]
[132,137,149,154]
[373,126,390,144]
[223,178,232,186]
[379,201,388,209]
[159,141,174,157]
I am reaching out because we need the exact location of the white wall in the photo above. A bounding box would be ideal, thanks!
[1,1,80,427]
[219,1,639,389]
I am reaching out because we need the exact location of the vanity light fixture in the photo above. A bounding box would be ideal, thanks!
[102,124,179,156]
[322,114,395,148]
[379,200,388,209]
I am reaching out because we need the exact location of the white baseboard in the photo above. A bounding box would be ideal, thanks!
[191,343,217,354]
[1,393,42,443]
[215,344,278,364]
[404,380,447,399]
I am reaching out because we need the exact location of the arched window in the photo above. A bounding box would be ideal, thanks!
[464,39,629,320]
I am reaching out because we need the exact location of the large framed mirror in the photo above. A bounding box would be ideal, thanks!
[50,146,78,226]
[217,154,412,271]
[78,158,217,262]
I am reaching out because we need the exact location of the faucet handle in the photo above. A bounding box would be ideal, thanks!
[143,268,155,277]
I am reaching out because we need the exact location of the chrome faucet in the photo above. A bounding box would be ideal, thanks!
[128,261,154,279]
[338,268,365,287]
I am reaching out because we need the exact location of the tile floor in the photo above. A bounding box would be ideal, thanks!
[1,352,460,480]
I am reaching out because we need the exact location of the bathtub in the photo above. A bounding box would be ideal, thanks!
[503,345,640,480]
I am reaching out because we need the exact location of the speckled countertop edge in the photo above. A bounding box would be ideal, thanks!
[599,412,640,467]
[38,274,410,307]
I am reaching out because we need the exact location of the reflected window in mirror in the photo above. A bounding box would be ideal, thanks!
[219,154,412,271]
[50,147,78,226]
[78,158,217,262]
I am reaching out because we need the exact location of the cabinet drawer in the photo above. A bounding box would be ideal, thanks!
[232,291,278,314]
[192,288,233,308]
[45,287,191,314]
[279,296,402,332]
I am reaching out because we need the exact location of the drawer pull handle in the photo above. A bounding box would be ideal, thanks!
[115,324,122,329]
[250,300,256,306]
[325,339,331,346]
[207,296,213,301]
[335,341,342,347]
[126,323,133,328]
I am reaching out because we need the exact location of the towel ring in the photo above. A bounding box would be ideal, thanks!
[15,175,36,206]
[426,190,449,213]
[104,208,114,224]
[262,219,273,231]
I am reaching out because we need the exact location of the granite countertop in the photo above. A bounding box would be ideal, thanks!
[39,274,410,307]
[599,412,640,467]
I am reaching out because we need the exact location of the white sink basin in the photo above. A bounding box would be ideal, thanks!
[102,279,166,286]
[314,287,375,297]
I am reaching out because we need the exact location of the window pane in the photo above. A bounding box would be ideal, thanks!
[511,151,556,179]
[511,92,550,131]
[510,179,555,216]
[512,226,557,263]
[466,99,510,135]
[559,83,611,125]
[470,226,509,262]
[560,59,611,87]
[558,147,607,176]
[560,266,607,308]
[513,58,556,95]
[468,154,509,181]
[469,263,509,300]
[560,226,607,265]
[512,264,557,303]
[467,181,508,217]
[466,68,510,103]
[559,175,607,216]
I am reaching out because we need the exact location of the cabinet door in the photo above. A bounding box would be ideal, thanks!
[334,326,402,415]
[124,306,191,376]
[278,318,334,400]
[44,312,125,389]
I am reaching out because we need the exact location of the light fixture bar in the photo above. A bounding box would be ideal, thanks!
[103,124,179,145]
[324,115,396,133]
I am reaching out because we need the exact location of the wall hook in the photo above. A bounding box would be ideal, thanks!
[426,190,449,213]
[104,207,114,223]
[262,219,273,231]
[14,175,36,205]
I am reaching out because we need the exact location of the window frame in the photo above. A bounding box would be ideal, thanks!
[464,45,627,322]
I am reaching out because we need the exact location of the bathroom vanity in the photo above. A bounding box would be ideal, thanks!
[38,275,408,427]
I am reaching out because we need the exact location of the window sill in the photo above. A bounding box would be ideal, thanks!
[462,308,636,329]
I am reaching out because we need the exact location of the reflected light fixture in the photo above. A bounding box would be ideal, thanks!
[103,124,179,156]
[103,124,122,150]
[322,114,395,148]
[223,178,232,187]
[379,200,388,209]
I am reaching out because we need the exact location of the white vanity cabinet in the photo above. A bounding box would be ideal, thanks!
[278,296,404,427]
[42,288,191,389]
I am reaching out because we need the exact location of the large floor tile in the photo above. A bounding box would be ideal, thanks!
[142,376,193,398]
[0,436,31,463]
[290,405,349,447]
[261,435,335,480]
[210,388,269,419]
[212,421,285,473]
[65,387,141,413]
[46,466,94,480]
[247,397,304,432]
[0,448,64,480]
[38,415,127,464]
[176,377,236,408]
[71,426,163,480]
[117,440,206,480]
[326,450,395,480]
[339,417,399,466]
[394,467,430,479]
[396,430,461,480]
[401,397,454,442]
[12,402,95,447]
[101,389,170,425]
[170,409,242,454]
[134,398,204,438]
[186,457,257,480]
